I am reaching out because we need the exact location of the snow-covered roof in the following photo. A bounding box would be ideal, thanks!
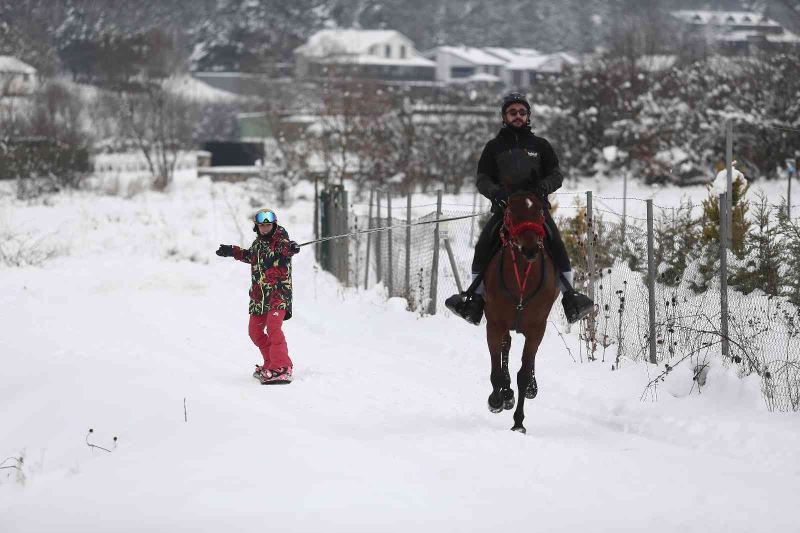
[315,54,435,67]
[430,46,506,66]
[718,29,800,43]
[636,55,678,72]
[671,10,781,28]
[0,56,36,74]
[296,29,408,57]
[504,52,578,73]
[165,75,241,102]
[483,47,543,61]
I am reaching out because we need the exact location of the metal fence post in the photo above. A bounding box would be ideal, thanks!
[314,176,320,262]
[428,190,443,315]
[469,189,478,245]
[719,192,730,359]
[725,119,733,247]
[586,191,596,352]
[340,188,349,286]
[364,189,373,290]
[375,191,383,284]
[387,192,394,296]
[443,235,463,293]
[405,193,412,300]
[586,191,595,303]
[646,199,657,364]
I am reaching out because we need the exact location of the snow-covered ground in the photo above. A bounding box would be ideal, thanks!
[1,173,799,532]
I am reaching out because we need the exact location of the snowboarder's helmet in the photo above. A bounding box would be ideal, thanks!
[254,209,277,224]
[501,92,531,115]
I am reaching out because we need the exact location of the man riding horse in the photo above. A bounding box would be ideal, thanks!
[446,92,594,325]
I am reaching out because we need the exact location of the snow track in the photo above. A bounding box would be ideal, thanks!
[1,181,798,532]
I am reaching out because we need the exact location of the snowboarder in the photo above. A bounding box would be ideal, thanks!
[215,208,301,384]
[445,92,595,325]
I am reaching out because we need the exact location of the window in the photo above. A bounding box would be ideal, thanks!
[385,44,391,58]
[513,71,522,85]
[528,71,537,85]
[451,66,475,78]
[400,45,406,59]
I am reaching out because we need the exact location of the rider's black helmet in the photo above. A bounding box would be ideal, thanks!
[501,92,531,115]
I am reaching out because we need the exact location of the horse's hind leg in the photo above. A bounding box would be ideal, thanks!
[511,323,546,434]
[486,321,509,413]
[500,333,514,410]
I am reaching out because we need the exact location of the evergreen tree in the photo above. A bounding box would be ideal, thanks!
[700,174,750,258]
[732,194,782,296]
[654,199,701,286]
[777,202,800,306]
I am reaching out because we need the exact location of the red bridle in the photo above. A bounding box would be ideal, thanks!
[500,200,547,311]
[502,207,546,245]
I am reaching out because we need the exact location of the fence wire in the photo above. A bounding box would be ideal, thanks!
[332,190,800,412]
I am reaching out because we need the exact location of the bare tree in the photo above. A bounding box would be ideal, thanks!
[103,29,197,191]
[111,83,197,190]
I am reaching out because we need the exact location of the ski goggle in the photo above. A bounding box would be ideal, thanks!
[254,210,276,224]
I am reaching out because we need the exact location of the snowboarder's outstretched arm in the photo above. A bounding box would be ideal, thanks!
[215,243,253,263]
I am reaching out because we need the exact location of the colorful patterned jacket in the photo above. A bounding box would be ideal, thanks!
[232,225,296,318]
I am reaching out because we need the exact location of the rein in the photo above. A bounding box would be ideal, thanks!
[499,205,548,332]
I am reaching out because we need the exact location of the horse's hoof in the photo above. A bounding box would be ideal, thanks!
[488,394,504,413]
[525,376,538,400]
[502,388,515,410]
[511,425,527,434]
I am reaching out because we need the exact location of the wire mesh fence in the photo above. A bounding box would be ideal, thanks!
[316,186,800,412]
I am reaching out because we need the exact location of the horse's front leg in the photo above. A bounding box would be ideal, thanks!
[486,320,509,413]
[511,322,546,433]
[499,332,514,410]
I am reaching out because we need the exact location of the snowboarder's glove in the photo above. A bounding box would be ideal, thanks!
[215,244,234,257]
[288,241,301,255]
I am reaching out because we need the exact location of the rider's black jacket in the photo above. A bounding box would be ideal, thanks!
[475,125,564,202]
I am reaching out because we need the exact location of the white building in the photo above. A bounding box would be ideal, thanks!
[294,29,436,82]
[424,46,579,88]
[671,10,800,55]
[422,46,505,84]
[0,56,38,95]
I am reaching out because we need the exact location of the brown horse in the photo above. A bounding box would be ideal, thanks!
[483,191,560,434]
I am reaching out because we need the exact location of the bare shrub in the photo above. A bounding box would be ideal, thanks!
[0,227,62,267]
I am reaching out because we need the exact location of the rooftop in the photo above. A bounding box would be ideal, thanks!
[0,56,37,74]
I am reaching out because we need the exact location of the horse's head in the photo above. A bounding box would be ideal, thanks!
[502,191,547,261]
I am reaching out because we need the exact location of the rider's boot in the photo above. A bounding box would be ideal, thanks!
[445,272,485,325]
[559,270,595,324]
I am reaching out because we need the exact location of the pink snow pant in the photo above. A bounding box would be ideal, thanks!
[248,310,292,370]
